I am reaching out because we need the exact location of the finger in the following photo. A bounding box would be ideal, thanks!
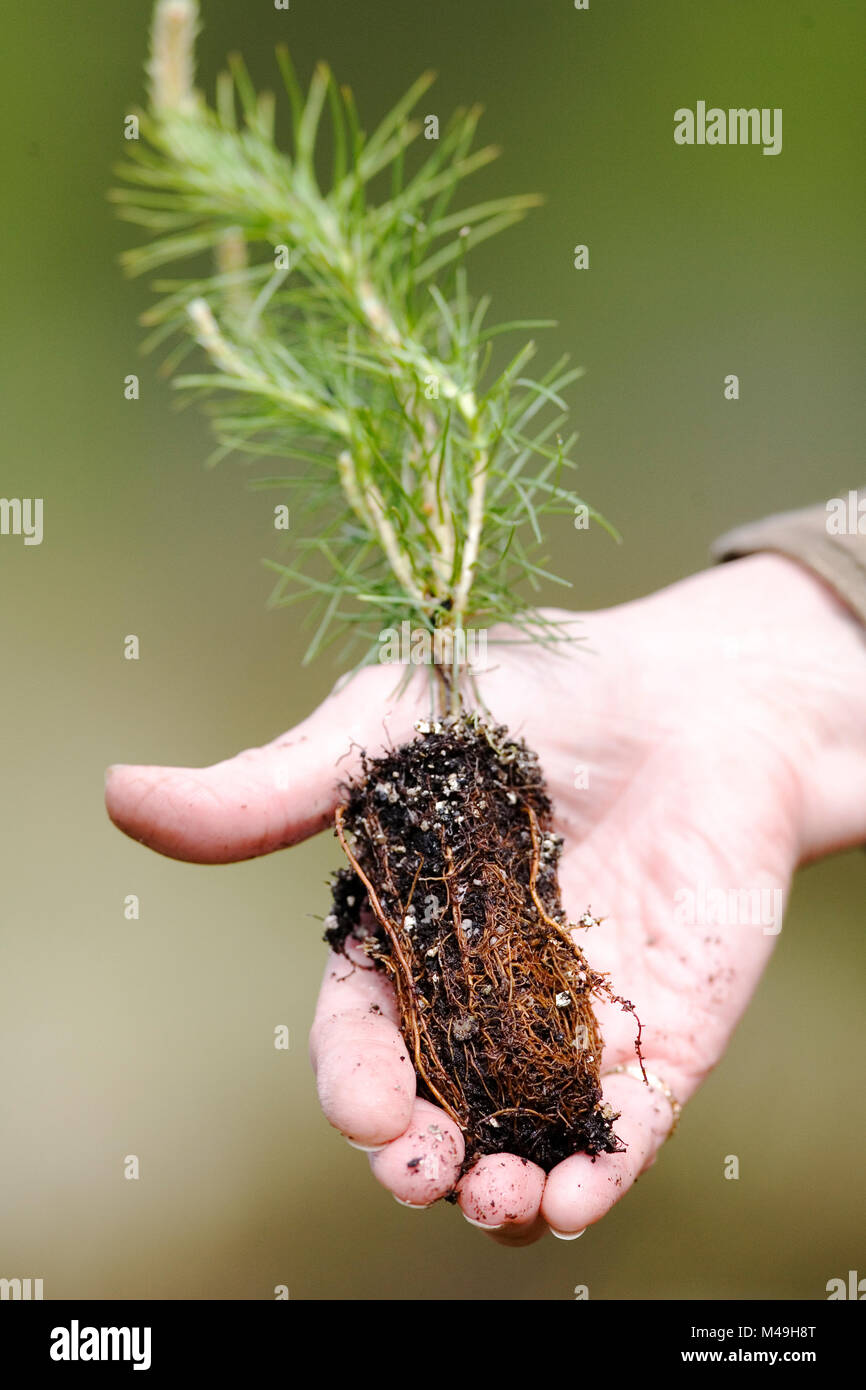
[488,1215,549,1248]
[457,1154,546,1243]
[104,665,425,863]
[310,940,415,1149]
[540,1071,680,1236]
[368,1098,464,1206]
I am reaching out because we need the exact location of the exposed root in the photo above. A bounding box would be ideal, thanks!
[325,713,643,1172]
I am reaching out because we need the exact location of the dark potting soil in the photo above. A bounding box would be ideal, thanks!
[325,713,639,1174]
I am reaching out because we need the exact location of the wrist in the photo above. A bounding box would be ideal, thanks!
[718,553,866,860]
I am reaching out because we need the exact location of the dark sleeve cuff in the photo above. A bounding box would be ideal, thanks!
[710,489,866,627]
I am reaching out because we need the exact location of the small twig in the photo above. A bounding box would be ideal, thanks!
[149,0,198,115]
[452,431,488,622]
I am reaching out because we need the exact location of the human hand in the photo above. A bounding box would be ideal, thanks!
[104,553,866,1245]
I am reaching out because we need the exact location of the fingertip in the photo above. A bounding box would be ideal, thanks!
[314,1011,416,1148]
[540,1072,678,1233]
[369,1098,464,1205]
[541,1145,633,1234]
[103,762,134,817]
[462,1214,505,1230]
[488,1215,549,1248]
[458,1153,545,1231]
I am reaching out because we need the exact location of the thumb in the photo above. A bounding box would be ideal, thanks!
[104,665,426,864]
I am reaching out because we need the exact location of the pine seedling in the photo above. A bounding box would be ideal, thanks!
[113,0,638,1176]
[114,0,617,703]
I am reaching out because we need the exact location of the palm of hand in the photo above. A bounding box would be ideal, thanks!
[373,592,800,1240]
[107,557,863,1243]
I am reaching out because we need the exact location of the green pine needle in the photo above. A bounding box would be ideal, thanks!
[116,0,615,681]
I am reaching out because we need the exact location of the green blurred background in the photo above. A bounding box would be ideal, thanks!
[1,0,863,1299]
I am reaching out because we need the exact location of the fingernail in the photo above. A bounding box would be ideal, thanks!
[462,1215,505,1230]
[393,1195,429,1209]
[550,1226,586,1240]
[346,1138,387,1153]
